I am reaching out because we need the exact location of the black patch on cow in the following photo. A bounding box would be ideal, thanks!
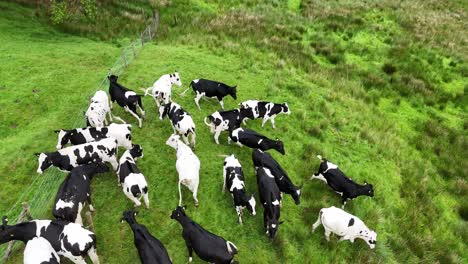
[348,218,355,227]
[142,186,148,194]
[131,185,141,197]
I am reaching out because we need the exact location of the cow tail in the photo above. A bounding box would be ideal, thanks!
[203,117,211,127]
[140,87,151,96]
[226,241,238,255]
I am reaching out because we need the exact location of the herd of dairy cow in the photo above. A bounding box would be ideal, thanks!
[1,72,377,263]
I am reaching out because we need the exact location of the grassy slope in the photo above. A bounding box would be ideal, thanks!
[2,1,467,263]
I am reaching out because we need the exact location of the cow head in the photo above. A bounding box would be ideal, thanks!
[54,129,70,149]
[170,71,182,87]
[159,103,170,120]
[92,162,110,174]
[239,107,255,121]
[230,86,237,100]
[130,144,144,160]
[362,182,374,197]
[166,134,181,149]
[282,103,291,115]
[274,139,285,155]
[292,184,303,205]
[359,229,377,249]
[36,153,51,174]
[266,214,283,240]
[121,210,137,225]
[108,75,118,83]
[246,193,256,216]
[170,206,186,221]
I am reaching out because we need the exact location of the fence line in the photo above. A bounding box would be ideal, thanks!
[0,10,159,262]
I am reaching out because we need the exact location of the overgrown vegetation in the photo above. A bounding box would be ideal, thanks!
[1,0,466,263]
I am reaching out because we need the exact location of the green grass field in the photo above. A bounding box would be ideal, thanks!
[1,1,467,263]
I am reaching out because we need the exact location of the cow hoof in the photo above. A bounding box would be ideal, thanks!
[194,202,199,207]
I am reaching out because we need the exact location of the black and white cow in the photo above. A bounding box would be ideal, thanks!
[36,137,119,174]
[204,108,254,144]
[185,79,237,110]
[310,155,374,208]
[85,90,114,128]
[159,102,196,147]
[143,71,182,107]
[0,217,99,263]
[121,211,172,264]
[55,123,132,150]
[312,206,377,249]
[108,75,145,128]
[222,154,256,224]
[53,163,109,225]
[239,100,291,128]
[252,149,302,205]
[170,207,238,263]
[117,144,149,208]
[24,237,60,264]
[255,166,283,240]
[229,127,285,155]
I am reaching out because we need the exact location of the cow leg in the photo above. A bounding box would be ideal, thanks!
[236,206,243,224]
[236,141,243,148]
[339,235,350,242]
[76,203,83,226]
[280,193,283,208]
[88,246,100,264]
[137,102,145,119]
[190,132,196,147]
[186,241,193,263]
[227,136,232,144]
[312,213,322,232]
[68,256,86,264]
[87,194,95,212]
[178,180,183,206]
[108,157,119,171]
[214,129,222,145]
[261,117,269,127]
[219,99,224,109]
[192,185,199,207]
[124,106,142,128]
[324,229,332,242]
[143,192,150,209]
[182,134,190,145]
[270,116,276,129]
[341,198,347,209]
[194,92,203,110]
[153,95,160,107]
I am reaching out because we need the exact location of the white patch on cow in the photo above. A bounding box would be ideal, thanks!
[272,199,280,206]
[24,237,59,264]
[296,189,301,196]
[271,224,277,228]
[60,223,94,251]
[257,139,263,144]
[33,220,52,237]
[230,128,241,142]
[124,91,136,99]
[37,154,47,174]
[229,175,245,193]
[324,161,338,173]
[193,79,199,83]
[55,199,74,210]
[56,130,67,149]
[263,167,275,178]
[83,174,87,180]
[249,197,256,215]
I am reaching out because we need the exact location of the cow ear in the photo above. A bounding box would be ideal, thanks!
[34,153,41,157]
[134,211,137,217]
[2,216,8,229]
[364,181,368,185]
[54,130,60,134]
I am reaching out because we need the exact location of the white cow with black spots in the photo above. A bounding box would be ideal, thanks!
[166,134,200,207]
[143,72,182,107]
[117,145,149,208]
[239,100,291,128]
[24,237,60,264]
[312,206,377,249]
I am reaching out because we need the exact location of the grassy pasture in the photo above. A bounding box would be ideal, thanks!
[1,1,467,263]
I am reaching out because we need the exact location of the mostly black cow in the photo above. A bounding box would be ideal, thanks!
[252,149,302,205]
[121,211,172,264]
[229,127,285,154]
[184,79,237,109]
[310,155,374,208]
[204,108,254,144]
[255,166,283,240]
[222,154,256,224]
[239,100,290,128]
[53,163,109,225]
[36,138,119,174]
[55,123,132,150]
[0,216,99,263]
[108,75,145,128]
[170,207,238,263]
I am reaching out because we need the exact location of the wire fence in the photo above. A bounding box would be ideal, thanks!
[0,10,159,263]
